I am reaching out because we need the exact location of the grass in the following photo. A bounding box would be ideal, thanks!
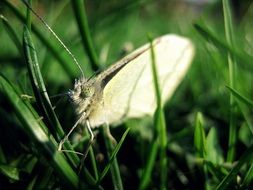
[1,0,253,189]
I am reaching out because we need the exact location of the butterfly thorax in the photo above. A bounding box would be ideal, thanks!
[68,77,103,121]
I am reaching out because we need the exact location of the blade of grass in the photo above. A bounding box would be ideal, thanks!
[226,86,253,107]
[194,112,210,190]
[3,0,77,79]
[23,26,80,167]
[0,75,79,188]
[0,15,22,55]
[89,147,99,180]
[25,0,31,29]
[206,128,224,164]
[22,0,85,79]
[150,35,168,190]
[71,0,99,71]
[238,104,253,136]
[223,0,237,163]
[0,164,20,181]
[83,127,98,181]
[194,112,206,158]
[97,128,130,184]
[138,35,169,190]
[139,139,159,190]
[168,128,192,145]
[215,145,253,190]
[227,86,253,187]
[240,163,253,188]
[90,0,145,25]
[31,167,54,189]
[204,161,227,182]
[100,125,124,190]
[226,86,253,135]
[193,23,253,71]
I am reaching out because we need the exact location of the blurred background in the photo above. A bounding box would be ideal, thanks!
[0,0,253,189]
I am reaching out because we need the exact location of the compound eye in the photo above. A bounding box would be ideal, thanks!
[80,87,94,98]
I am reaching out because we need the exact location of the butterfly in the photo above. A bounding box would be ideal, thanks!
[57,34,195,154]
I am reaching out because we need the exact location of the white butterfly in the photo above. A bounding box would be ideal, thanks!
[58,34,194,152]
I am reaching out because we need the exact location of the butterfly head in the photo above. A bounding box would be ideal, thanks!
[68,78,98,115]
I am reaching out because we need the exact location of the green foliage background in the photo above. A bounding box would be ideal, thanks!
[0,0,253,189]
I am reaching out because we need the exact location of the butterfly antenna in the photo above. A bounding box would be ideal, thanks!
[50,92,69,99]
[50,93,69,111]
[87,70,100,81]
[22,0,85,78]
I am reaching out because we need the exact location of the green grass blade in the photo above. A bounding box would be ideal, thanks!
[193,23,253,71]
[223,0,234,47]
[238,104,253,136]
[206,128,224,164]
[0,15,22,55]
[149,35,168,189]
[215,145,253,190]
[98,128,130,184]
[29,167,54,189]
[78,128,98,181]
[71,0,99,71]
[89,145,99,180]
[149,36,161,103]
[0,75,79,188]
[226,86,253,135]
[226,86,253,107]
[23,26,79,166]
[139,139,159,190]
[240,163,253,188]
[223,0,237,163]
[194,112,206,158]
[25,0,31,29]
[204,161,227,182]
[0,164,20,181]
[194,112,210,189]
[3,0,76,79]
[0,75,49,146]
[99,125,125,190]
[139,35,168,190]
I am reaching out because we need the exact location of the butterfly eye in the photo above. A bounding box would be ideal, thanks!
[80,87,94,98]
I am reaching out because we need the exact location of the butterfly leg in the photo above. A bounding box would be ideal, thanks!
[105,122,117,145]
[58,114,86,153]
[78,120,94,172]
[82,120,94,158]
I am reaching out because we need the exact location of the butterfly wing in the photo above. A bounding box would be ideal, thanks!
[89,34,194,127]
